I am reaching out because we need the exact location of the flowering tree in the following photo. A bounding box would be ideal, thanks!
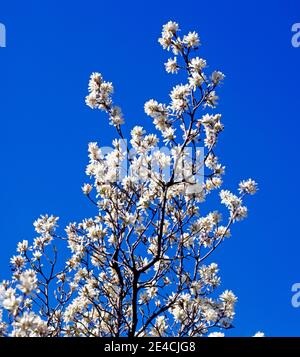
[0,21,258,337]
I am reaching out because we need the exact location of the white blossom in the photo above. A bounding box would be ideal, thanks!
[16,240,28,253]
[17,270,38,295]
[183,31,200,48]
[211,71,225,84]
[10,255,25,269]
[165,57,179,74]
[189,57,206,72]
[239,179,258,195]
[12,312,48,337]
[33,215,59,234]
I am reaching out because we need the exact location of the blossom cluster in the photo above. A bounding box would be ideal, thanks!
[0,21,260,337]
[85,72,124,126]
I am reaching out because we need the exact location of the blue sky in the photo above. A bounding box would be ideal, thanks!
[0,0,300,336]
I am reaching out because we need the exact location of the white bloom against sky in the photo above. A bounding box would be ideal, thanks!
[0,20,260,337]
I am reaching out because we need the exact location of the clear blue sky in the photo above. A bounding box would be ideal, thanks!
[0,0,300,336]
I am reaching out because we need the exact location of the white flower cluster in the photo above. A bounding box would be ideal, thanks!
[0,285,22,315]
[0,21,260,337]
[85,72,124,126]
[164,57,178,74]
[17,269,37,295]
[33,214,58,234]
[158,21,199,54]
[168,283,237,333]
[220,189,249,222]
[239,179,258,195]
[170,84,191,113]
[12,312,48,337]
[144,99,169,133]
